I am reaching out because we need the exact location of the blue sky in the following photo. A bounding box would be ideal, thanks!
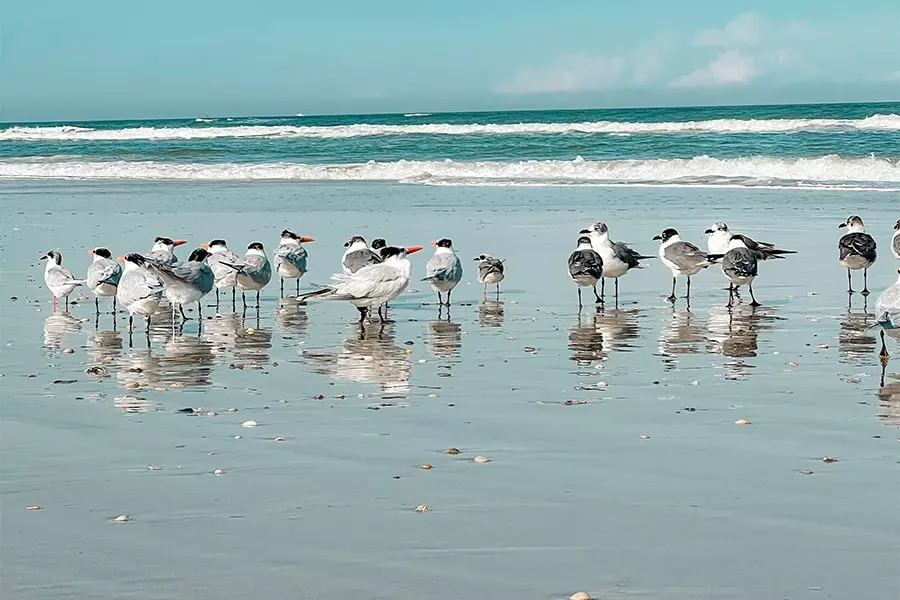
[2,0,899,121]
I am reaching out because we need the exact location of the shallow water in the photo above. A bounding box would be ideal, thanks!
[2,182,898,599]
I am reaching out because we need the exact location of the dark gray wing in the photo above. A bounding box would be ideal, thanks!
[723,247,758,279]
[611,241,654,269]
[568,249,604,279]
[839,233,877,262]
[478,258,504,280]
[663,241,710,270]
[892,233,900,258]
[739,235,796,260]
[344,249,381,274]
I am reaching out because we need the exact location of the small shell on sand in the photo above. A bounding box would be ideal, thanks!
[404,348,413,355]
[822,456,838,463]
[147,464,161,471]
[246,327,256,334]
[113,515,130,523]
[207,411,217,416]
[639,434,650,440]
[233,435,242,440]
[787,361,799,367]
[273,436,286,442]
[25,505,41,511]
[421,464,433,470]
[170,382,184,388]
[241,420,258,428]
[799,469,813,475]
[228,408,237,412]
[124,381,140,389]
[443,448,460,455]
[214,469,226,476]
[428,393,438,398]
[569,593,591,600]
[735,418,750,425]
[153,386,167,392]
[473,455,490,463]
[62,348,74,354]
[414,504,429,512]
[817,344,829,349]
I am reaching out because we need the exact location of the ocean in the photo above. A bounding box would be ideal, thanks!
[2,102,899,189]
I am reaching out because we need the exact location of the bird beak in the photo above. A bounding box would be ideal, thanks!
[117,256,126,263]
[838,223,847,228]
[430,241,438,246]
[88,248,95,255]
[300,236,315,243]
[40,253,49,260]
[174,239,188,246]
[895,223,900,231]
[578,229,590,234]
[343,241,350,247]
[200,242,209,249]
[652,235,661,240]
[406,246,423,254]
[704,228,713,234]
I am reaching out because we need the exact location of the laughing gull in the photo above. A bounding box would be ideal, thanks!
[41,250,86,311]
[892,220,900,260]
[274,230,314,296]
[474,254,505,298]
[708,234,762,307]
[87,247,122,314]
[838,215,877,295]
[423,238,463,308]
[568,236,605,310]
[704,222,795,260]
[580,222,654,301]
[653,228,712,303]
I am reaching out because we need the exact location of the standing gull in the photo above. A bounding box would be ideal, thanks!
[342,236,382,275]
[147,247,215,321]
[891,220,900,260]
[423,238,463,308]
[224,242,272,309]
[474,254,505,298]
[201,239,242,307]
[41,250,86,311]
[875,268,900,359]
[87,247,122,314]
[567,236,605,310]
[653,228,712,303]
[116,253,164,334]
[708,234,762,308]
[579,222,654,301]
[274,230,314,296]
[838,215,877,295]
[146,237,187,266]
[704,222,795,259]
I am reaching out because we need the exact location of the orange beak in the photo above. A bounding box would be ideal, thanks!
[173,240,187,247]
[406,246,423,254]
[200,242,209,249]
[117,256,125,263]
[300,236,315,243]
[430,240,438,246]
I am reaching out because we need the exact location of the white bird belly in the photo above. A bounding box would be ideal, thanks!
[277,262,302,278]
[571,274,598,286]
[601,257,629,278]
[481,271,504,285]
[429,278,458,293]
[91,282,118,297]
[236,273,265,291]
[726,273,756,286]
[840,255,872,270]
[128,296,160,316]
[164,285,203,306]
[49,283,80,298]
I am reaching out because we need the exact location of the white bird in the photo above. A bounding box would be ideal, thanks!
[838,215,877,295]
[146,237,187,266]
[41,250,86,311]
[653,228,712,303]
[116,253,164,334]
[87,247,122,314]
[891,220,900,260]
[201,239,242,307]
[147,247,215,322]
[704,222,794,259]
[875,268,900,361]
[223,242,272,309]
[423,238,463,307]
[474,254,505,298]
[567,236,605,309]
[300,245,423,323]
[342,235,382,275]
[580,222,654,301]
[274,230,314,296]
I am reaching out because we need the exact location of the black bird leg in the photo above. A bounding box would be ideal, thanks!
[242,291,247,310]
[255,290,260,309]
[280,278,284,297]
[862,269,870,296]
[179,304,191,320]
[95,297,100,314]
[447,289,452,308]
[600,278,605,299]
[749,284,761,307]
[686,276,692,300]
[666,277,676,302]
[112,296,117,315]
[577,287,583,310]
[357,306,368,324]
[847,268,854,294]
[726,285,734,308]
[593,284,602,304]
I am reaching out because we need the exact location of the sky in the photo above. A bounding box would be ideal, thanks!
[1,0,899,121]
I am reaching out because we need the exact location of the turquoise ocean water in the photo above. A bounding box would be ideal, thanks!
[2,102,899,188]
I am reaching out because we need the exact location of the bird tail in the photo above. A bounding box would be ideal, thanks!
[707,253,726,263]
[297,286,334,302]
[220,261,246,274]
[636,255,656,260]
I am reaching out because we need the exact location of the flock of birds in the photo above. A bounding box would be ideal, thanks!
[37,216,900,352]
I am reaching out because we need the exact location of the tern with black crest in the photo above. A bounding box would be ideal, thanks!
[147,247,215,321]
[274,230,314,296]
[87,247,122,314]
[838,215,877,295]
[223,242,272,309]
[201,239,242,307]
[116,253,164,334]
[423,238,463,308]
[146,237,187,266]
[342,236,382,275]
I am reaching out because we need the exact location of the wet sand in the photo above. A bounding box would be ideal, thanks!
[1,182,898,600]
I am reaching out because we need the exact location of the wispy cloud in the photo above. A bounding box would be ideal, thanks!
[496,53,626,94]
[694,13,763,47]
[671,50,757,87]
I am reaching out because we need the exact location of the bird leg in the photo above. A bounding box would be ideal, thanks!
[847,268,854,294]
[436,292,443,306]
[95,297,100,314]
[600,278,605,299]
[65,296,69,312]
[614,278,619,300]
[357,306,368,324]
[685,276,692,300]
[179,304,191,321]
[242,291,247,310]
[197,302,203,320]
[280,278,284,297]
[216,288,220,308]
[496,283,501,298]
[146,315,152,334]
[232,287,236,309]
[447,289,452,308]
[862,269,870,296]
[577,287,583,310]
[296,278,300,296]
[726,285,734,308]
[593,284,603,304]
[666,277,676,303]
[749,284,761,307]
[377,305,385,322]
[112,296,117,315]
[255,290,260,309]
[483,283,488,299]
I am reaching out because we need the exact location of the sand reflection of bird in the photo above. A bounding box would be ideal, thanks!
[43,312,82,351]
[477,299,504,328]
[838,215,877,295]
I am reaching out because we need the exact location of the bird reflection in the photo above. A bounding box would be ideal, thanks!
[43,312,82,351]
[302,322,412,394]
[85,328,123,367]
[658,309,708,370]
[202,313,244,355]
[477,300,504,328]
[274,298,309,339]
[707,305,783,379]
[427,320,462,358]
[233,322,273,368]
[116,333,214,389]
[838,307,876,364]
[568,313,606,366]
[877,360,900,426]
[593,308,641,352]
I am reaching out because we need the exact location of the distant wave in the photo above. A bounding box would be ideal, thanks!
[3,114,899,141]
[404,113,432,117]
[0,155,897,189]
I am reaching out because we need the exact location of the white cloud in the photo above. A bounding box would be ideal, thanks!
[671,50,757,87]
[496,53,626,94]
[887,69,900,82]
[694,13,763,48]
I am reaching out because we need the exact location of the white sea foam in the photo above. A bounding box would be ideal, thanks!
[0,155,897,189]
[404,113,432,117]
[2,114,899,141]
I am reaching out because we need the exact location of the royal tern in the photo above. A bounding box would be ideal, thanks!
[838,215,877,295]
[875,268,900,359]
[474,254,505,298]
[274,230,314,296]
[147,247,215,321]
[300,245,423,323]
[708,234,762,307]
[146,237,187,266]
[116,253,164,333]
[567,236,605,309]
[371,238,387,254]
[224,242,272,309]
[41,250,86,311]
[423,238,463,307]
[342,235,382,274]
[87,247,122,314]
[201,239,242,307]
[580,222,654,301]
[892,220,900,260]
[653,228,712,303]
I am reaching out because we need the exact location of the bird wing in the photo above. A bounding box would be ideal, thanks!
[612,241,653,268]
[87,259,123,287]
[275,243,308,270]
[46,266,84,287]
[839,233,877,260]
[568,249,604,279]
[208,251,242,280]
[479,259,504,278]
[331,264,406,300]
[876,282,900,322]
[343,249,381,274]
[663,241,710,270]
[892,234,900,258]
[724,248,758,278]
[424,253,463,282]
[146,249,176,266]
[119,269,164,302]
[151,262,215,293]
